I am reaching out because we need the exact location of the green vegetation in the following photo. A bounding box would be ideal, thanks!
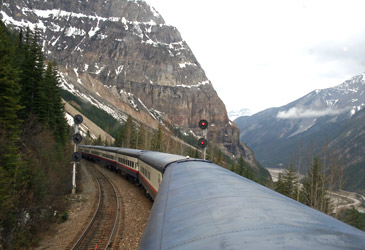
[0,22,71,248]
[343,162,365,193]
[337,208,365,231]
[275,163,298,200]
[275,157,332,214]
[61,89,123,138]
[300,157,331,213]
[274,154,365,231]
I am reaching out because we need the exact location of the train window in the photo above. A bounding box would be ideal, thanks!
[102,153,114,160]
[141,166,151,180]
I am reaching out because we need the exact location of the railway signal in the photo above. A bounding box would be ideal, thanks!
[198,138,208,148]
[74,114,83,125]
[72,114,83,194]
[199,119,208,130]
[72,133,83,144]
[198,119,209,160]
[72,152,82,162]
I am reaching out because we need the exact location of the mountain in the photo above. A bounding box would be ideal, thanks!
[235,74,365,192]
[0,0,257,165]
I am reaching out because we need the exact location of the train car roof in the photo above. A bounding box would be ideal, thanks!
[79,145,144,157]
[139,161,365,250]
[138,151,187,172]
[115,147,144,157]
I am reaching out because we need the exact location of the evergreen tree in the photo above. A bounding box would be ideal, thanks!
[114,123,125,147]
[194,149,199,158]
[31,28,46,121]
[301,157,330,213]
[0,21,23,227]
[276,163,298,199]
[216,149,223,165]
[94,135,102,145]
[152,123,163,152]
[45,62,68,145]
[237,155,245,176]
[137,124,146,149]
[19,28,38,116]
[275,173,286,194]
[123,115,133,148]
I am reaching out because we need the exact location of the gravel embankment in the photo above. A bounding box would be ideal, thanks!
[35,161,152,250]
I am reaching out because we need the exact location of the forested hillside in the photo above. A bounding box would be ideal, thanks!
[0,21,71,249]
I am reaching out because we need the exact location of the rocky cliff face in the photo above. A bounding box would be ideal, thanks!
[1,0,253,161]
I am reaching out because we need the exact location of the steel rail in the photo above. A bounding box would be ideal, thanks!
[98,167,120,249]
[70,164,119,250]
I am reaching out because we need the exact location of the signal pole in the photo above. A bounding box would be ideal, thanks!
[71,115,83,194]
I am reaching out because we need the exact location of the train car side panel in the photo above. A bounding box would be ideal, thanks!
[115,152,139,178]
[138,160,162,200]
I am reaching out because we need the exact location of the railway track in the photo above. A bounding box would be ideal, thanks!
[70,164,120,250]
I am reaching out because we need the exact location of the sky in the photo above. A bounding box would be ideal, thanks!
[146,0,365,115]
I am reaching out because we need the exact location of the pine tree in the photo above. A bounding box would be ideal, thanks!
[120,115,133,148]
[279,163,299,199]
[19,28,37,116]
[94,135,102,145]
[237,155,244,176]
[137,124,146,149]
[30,28,46,120]
[0,21,23,226]
[275,173,286,194]
[46,62,68,145]
[301,157,330,213]
[152,123,163,152]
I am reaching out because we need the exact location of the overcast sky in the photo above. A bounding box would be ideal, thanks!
[146,0,365,115]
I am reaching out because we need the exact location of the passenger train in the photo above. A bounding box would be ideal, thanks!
[79,145,365,249]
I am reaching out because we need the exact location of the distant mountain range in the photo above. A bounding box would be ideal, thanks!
[235,74,365,193]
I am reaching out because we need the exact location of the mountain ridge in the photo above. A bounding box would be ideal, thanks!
[0,0,260,167]
[235,73,365,192]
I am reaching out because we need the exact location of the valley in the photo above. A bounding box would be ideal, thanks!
[236,75,365,193]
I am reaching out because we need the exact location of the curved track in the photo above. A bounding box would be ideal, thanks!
[71,165,119,250]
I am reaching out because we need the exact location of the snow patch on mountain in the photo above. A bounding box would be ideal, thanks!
[59,72,127,123]
[179,62,197,68]
[176,80,210,89]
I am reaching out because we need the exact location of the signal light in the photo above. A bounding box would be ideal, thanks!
[198,138,208,148]
[199,119,208,130]
[72,152,82,162]
[72,133,82,144]
[74,114,83,125]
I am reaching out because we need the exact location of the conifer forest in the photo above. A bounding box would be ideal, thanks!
[0,21,71,249]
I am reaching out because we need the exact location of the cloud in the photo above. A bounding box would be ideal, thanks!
[277,107,348,119]
[308,29,365,74]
